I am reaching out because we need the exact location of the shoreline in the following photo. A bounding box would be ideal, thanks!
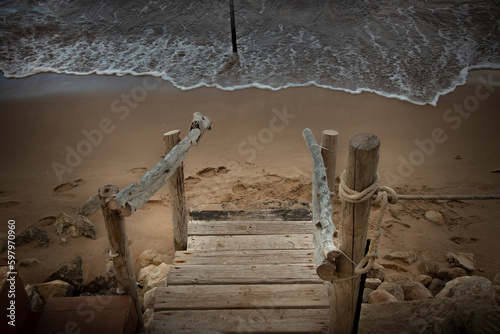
[0,68,499,291]
[2,66,500,106]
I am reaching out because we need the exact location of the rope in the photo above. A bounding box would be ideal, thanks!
[337,170,499,275]
[398,194,500,201]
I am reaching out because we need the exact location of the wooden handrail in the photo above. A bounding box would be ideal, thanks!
[109,113,211,216]
[302,128,340,281]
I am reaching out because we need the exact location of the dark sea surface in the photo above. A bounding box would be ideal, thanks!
[1,0,499,105]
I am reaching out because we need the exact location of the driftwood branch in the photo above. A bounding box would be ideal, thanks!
[303,128,340,281]
[109,113,212,216]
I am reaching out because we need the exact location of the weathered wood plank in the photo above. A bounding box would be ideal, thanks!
[173,249,315,265]
[150,309,329,333]
[190,201,312,221]
[167,264,323,285]
[155,284,329,311]
[187,234,313,251]
[188,220,313,236]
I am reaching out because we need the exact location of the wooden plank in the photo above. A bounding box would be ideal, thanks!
[167,264,323,285]
[189,201,312,221]
[173,249,315,265]
[187,234,313,251]
[188,220,313,236]
[155,284,329,311]
[150,308,329,333]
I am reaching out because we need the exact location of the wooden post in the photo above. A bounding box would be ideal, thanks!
[164,130,188,251]
[330,133,380,334]
[321,130,339,196]
[99,185,144,331]
[229,0,238,54]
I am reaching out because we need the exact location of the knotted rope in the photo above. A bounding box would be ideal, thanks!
[339,171,396,274]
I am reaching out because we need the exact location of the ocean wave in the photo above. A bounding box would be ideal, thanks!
[1,0,499,106]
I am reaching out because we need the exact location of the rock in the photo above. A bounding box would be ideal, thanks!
[143,308,155,328]
[446,252,475,272]
[358,295,500,334]
[365,278,382,290]
[428,278,446,296]
[368,290,398,304]
[25,284,45,312]
[367,263,385,281]
[384,273,411,285]
[19,258,43,267]
[81,261,117,295]
[377,282,405,301]
[362,288,374,303]
[418,259,439,277]
[383,251,418,265]
[401,281,433,301]
[424,210,444,225]
[138,263,171,291]
[138,249,169,267]
[36,280,74,299]
[437,267,468,281]
[76,193,101,216]
[494,285,500,305]
[415,275,432,287]
[45,254,83,291]
[494,273,500,285]
[436,276,495,299]
[143,287,158,309]
[378,261,409,272]
[54,212,96,240]
[14,227,51,247]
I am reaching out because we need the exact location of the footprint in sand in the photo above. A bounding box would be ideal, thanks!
[185,176,202,185]
[450,236,479,245]
[38,216,57,226]
[197,166,228,178]
[129,167,148,174]
[232,184,247,194]
[53,179,83,193]
[0,201,20,209]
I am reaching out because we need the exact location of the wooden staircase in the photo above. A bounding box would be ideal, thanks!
[149,203,330,333]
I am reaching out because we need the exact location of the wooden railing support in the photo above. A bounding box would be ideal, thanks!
[330,133,380,334]
[164,130,188,251]
[99,184,144,331]
[321,130,339,196]
[302,129,340,281]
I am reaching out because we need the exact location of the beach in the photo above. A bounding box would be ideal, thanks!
[0,70,499,289]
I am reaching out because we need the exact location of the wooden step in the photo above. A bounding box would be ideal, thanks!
[189,220,313,236]
[173,249,315,265]
[167,264,322,285]
[155,284,329,311]
[150,308,329,333]
[190,201,312,221]
[187,234,313,251]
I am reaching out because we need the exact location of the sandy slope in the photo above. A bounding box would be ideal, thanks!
[0,70,499,288]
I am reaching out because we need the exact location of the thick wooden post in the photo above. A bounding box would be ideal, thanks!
[99,185,144,330]
[330,133,380,334]
[321,130,339,196]
[164,130,188,250]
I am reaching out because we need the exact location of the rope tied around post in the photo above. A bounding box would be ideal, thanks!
[338,170,397,274]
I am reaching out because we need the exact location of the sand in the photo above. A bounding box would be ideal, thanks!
[0,70,499,289]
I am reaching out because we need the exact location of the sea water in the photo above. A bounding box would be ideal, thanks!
[0,0,499,105]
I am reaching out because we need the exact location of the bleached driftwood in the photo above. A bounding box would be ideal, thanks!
[109,113,211,216]
[302,128,340,281]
